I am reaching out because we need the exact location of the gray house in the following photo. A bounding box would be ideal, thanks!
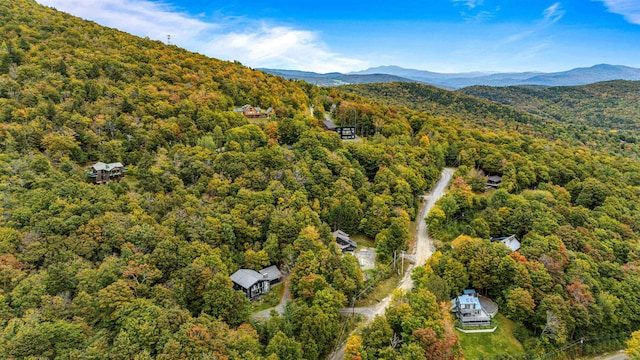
[486,175,502,189]
[230,266,283,299]
[332,230,357,252]
[453,289,492,326]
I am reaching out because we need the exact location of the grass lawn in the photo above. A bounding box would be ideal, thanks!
[351,233,375,247]
[355,263,410,307]
[250,283,285,313]
[355,272,400,307]
[458,313,525,359]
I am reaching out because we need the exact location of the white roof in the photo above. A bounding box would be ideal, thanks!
[490,235,521,253]
[92,162,124,171]
[500,235,521,252]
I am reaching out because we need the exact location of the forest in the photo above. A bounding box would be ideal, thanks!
[0,1,639,359]
[459,81,640,157]
[345,81,640,159]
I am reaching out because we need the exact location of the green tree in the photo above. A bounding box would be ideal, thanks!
[265,331,303,360]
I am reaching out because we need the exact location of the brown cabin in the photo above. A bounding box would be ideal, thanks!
[88,162,126,184]
[233,104,275,119]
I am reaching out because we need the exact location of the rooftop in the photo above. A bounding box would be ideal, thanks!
[458,294,481,306]
[259,265,282,282]
[490,235,521,252]
[230,269,263,289]
[91,162,125,171]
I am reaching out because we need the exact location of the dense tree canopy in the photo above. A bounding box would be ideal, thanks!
[1,1,639,359]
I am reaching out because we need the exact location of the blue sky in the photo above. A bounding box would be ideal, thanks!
[37,0,640,73]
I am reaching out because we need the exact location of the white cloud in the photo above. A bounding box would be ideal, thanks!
[543,2,565,24]
[596,0,640,24]
[453,0,483,9]
[38,0,212,44]
[36,0,367,72]
[203,25,367,73]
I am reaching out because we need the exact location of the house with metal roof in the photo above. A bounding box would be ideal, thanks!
[259,265,283,285]
[322,118,357,140]
[453,289,492,326]
[323,118,337,131]
[332,230,357,252]
[230,265,283,299]
[233,104,275,119]
[88,162,126,184]
[490,235,521,253]
[486,175,502,189]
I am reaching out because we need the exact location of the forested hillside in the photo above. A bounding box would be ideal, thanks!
[0,1,445,359]
[339,83,640,358]
[460,81,640,155]
[344,82,640,158]
[1,1,639,359]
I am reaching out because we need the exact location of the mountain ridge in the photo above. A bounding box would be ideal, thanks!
[258,68,417,86]
[264,64,640,88]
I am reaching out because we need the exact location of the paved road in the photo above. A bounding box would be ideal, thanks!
[331,168,455,360]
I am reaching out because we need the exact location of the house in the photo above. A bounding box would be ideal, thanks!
[332,230,357,252]
[323,118,337,131]
[335,126,356,140]
[88,162,126,184]
[233,104,275,119]
[230,265,283,299]
[490,235,521,252]
[452,289,492,326]
[259,265,283,285]
[486,175,502,189]
[322,118,357,140]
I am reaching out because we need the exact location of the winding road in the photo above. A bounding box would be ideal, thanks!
[331,167,455,359]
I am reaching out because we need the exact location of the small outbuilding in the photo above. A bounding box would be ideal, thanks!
[323,118,337,131]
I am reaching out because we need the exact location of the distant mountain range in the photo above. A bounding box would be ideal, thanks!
[261,64,640,89]
[259,68,416,86]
